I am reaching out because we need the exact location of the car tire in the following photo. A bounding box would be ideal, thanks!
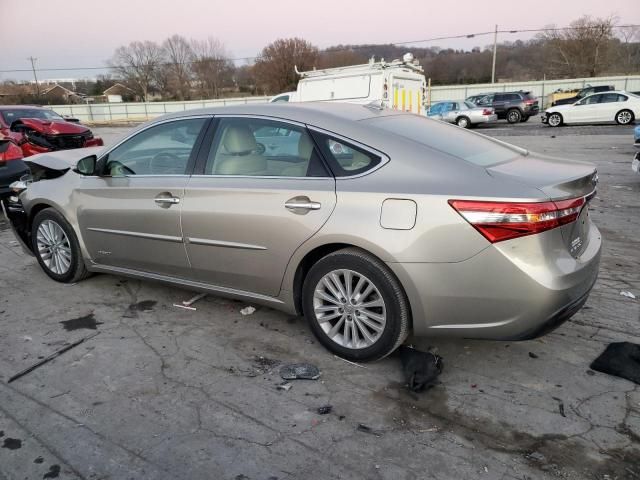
[507,109,522,124]
[456,116,471,128]
[302,247,410,361]
[31,208,90,283]
[615,109,634,125]
[547,112,563,127]
[520,115,530,122]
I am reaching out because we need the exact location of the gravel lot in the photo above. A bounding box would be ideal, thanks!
[0,121,639,480]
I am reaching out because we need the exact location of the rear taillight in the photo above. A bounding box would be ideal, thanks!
[449,197,586,243]
[482,109,493,115]
[524,99,536,105]
[0,142,23,162]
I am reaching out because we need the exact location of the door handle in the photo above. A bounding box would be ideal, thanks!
[155,197,180,205]
[154,193,180,208]
[285,196,321,213]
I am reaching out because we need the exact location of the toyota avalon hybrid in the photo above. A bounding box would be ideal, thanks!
[3,103,601,361]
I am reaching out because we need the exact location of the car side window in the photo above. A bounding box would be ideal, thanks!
[598,93,620,103]
[312,132,382,177]
[583,95,602,105]
[429,103,444,114]
[105,118,206,176]
[205,118,328,177]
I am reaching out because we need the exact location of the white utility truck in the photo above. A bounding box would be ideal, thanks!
[270,53,427,115]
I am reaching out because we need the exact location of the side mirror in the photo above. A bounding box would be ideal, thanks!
[75,155,97,175]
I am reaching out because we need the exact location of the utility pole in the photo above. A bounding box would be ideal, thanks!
[491,25,498,84]
[28,56,40,96]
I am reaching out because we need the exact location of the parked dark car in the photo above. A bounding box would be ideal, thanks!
[0,136,29,198]
[468,91,539,123]
[0,106,103,158]
[552,85,614,106]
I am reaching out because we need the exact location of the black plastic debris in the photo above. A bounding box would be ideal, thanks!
[43,465,61,479]
[279,363,321,380]
[317,405,333,415]
[529,352,539,359]
[399,345,443,393]
[60,313,103,331]
[590,342,640,385]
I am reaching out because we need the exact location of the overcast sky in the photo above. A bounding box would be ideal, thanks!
[1,0,639,81]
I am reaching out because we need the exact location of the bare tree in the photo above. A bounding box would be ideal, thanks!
[318,48,367,69]
[253,38,318,94]
[162,35,193,100]
[190,37,234,99]
[615,25,640,74]
[538,16,616,77]
[109,41,165,102]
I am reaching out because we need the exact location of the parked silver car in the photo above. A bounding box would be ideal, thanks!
[3,103,601,361]
[427,100,498,128]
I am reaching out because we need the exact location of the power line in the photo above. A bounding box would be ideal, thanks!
[1,23,638,74]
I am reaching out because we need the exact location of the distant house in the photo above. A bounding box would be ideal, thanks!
[103,83,137,102]
[41,84,84,104]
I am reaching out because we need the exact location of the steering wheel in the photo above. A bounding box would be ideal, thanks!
[149,152,183,175]
[108,161,135,176]
[254,142,266,155]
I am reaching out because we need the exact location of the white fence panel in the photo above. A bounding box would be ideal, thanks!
[50,96,271,123]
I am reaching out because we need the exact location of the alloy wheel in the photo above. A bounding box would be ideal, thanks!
[508,110,521,123]
[457,117,469,128]
[36,219,72,275]
[548,114,562,127]
[617,110,632,125]
[313,269,387,349]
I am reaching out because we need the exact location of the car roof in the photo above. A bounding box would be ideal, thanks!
[147,102,409,130]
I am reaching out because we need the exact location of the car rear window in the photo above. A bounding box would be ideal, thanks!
[364,114,522,167]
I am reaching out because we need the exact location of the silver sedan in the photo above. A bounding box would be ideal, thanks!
[428,100,498,128]
[4,103,601,361]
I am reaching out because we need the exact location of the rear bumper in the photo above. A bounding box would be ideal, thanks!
[473,114,498,124]
[388,222,601,339]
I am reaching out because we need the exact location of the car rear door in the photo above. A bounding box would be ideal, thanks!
[180,116,336,297]
[76,117,209,277]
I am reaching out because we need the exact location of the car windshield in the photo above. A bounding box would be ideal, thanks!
[1,108,64,125]
[364,114,522,166]
[463,101,477,109]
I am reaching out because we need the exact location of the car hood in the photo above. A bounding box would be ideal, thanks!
[16,118,91,135]
[25,146,105,171]
[546,104,574,113]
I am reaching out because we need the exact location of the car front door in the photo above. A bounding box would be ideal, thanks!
[75,117,209,277]
[180,116,336,297]
[571,94,603,122]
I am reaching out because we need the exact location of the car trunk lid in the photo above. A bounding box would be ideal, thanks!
[487,155,597,257]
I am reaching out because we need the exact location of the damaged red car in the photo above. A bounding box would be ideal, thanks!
[0,106,103,157]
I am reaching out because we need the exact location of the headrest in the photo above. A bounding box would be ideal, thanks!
[223,125,257,154]
[298,133,314,159]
